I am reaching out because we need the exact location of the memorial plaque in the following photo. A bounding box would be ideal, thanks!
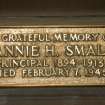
[0,27,105,86]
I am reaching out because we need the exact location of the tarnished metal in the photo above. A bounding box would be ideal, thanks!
[0,27,105,86]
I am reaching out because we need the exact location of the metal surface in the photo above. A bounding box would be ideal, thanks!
[0,27,104,86]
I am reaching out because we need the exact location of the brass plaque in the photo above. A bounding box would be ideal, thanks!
[0,27,105,86]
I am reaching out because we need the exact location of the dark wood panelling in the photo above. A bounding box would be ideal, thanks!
[0,87,104,105]
[0,0,105,16]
